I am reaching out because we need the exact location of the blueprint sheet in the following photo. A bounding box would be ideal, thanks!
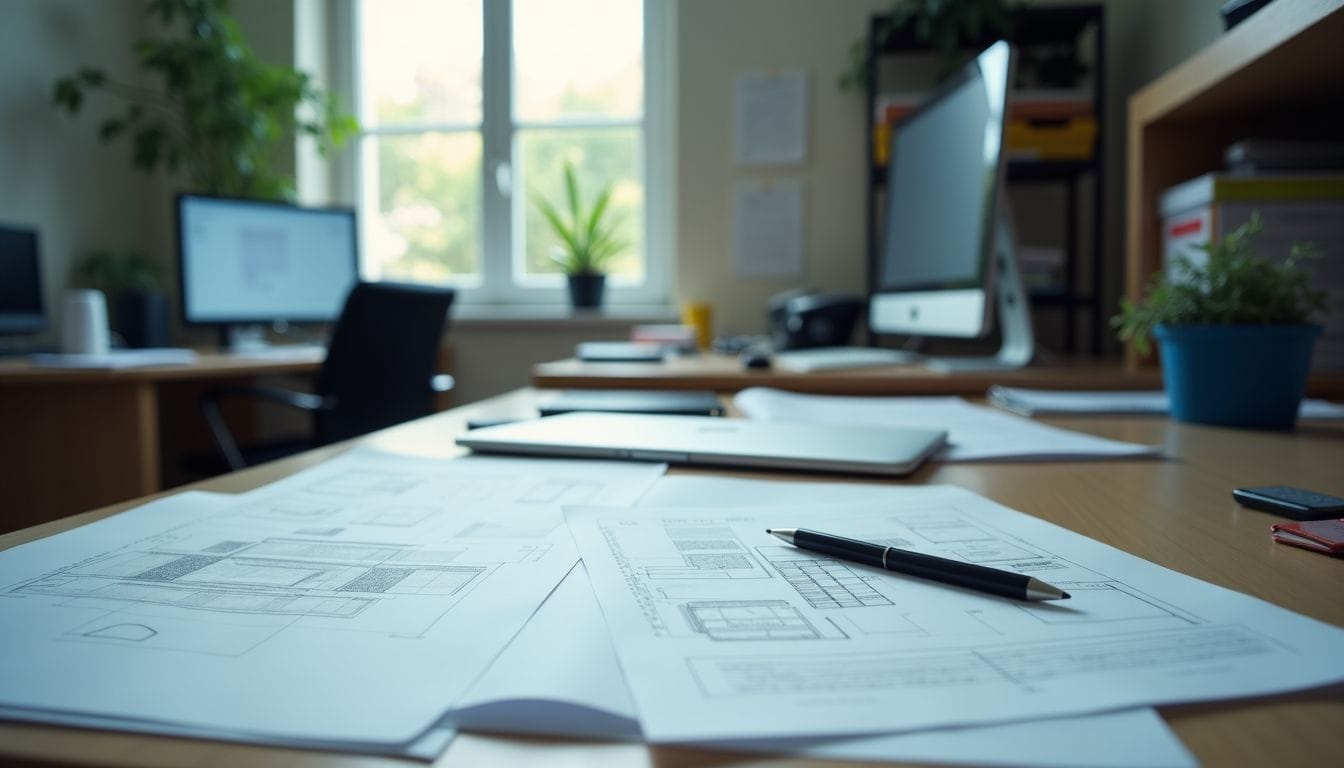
[457,562,1195,767]
[566,483,1344,743]
[733,387,1161,461]
[0,449,665,755]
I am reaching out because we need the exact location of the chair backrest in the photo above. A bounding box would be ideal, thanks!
[315,281,455,443]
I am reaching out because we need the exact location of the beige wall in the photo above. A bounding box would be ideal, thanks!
[0,0,152,348]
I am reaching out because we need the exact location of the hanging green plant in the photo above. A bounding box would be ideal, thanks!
[52,0,357,201]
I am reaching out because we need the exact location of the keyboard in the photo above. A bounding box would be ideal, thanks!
[772,346,917,372]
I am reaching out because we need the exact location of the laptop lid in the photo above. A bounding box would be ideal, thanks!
[456,413,946,476]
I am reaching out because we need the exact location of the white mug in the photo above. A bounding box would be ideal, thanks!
[61,289,111,355]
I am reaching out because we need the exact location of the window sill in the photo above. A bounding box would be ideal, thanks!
[451,303,678,331]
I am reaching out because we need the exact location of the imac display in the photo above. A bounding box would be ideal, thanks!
[177,195,358,348]
[0,224,47,335]
[870,40,1033,370]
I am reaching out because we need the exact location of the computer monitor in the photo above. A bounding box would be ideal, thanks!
[870,40,1033,371]
[176,194,359,349]
[0,224,47,336]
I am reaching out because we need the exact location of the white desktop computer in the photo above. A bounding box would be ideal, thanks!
[869,39,1034,371]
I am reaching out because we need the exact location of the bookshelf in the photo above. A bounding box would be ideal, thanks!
[1125,0,1344,375]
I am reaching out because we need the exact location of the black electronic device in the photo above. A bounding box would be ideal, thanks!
[0,224,47,335]
[176,194,359,349]
[1232,485,1344,521]
[768,290,863,350]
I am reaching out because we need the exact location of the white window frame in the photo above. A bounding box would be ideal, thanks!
[342,0,674,308]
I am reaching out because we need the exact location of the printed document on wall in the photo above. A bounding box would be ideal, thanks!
[734,70,808,166]
[0,449,665,755]
[565,485,1344,743]
[734,179,804,278]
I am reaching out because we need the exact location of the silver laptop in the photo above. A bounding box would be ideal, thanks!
[456,412,946,476]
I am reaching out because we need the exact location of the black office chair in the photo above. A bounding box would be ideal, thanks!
[201,281,456,471]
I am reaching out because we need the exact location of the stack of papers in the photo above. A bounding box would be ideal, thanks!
[734,387,1162,461]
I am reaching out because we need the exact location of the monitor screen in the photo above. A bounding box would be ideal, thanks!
[870,41,1014,339]
[177,195,359,326]
[0,224,47,334]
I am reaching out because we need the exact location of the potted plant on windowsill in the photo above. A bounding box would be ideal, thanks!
[1113,214,1328,429]
[534,162,630,310]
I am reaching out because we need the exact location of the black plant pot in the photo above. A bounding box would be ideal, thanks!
[113,292,170,348]
[567,273,606,309]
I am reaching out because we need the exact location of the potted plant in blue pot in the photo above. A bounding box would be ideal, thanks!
[1114,215,1327,429]
[534,162,629,310]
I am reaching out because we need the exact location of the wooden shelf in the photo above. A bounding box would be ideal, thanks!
[1124,0,1344,371]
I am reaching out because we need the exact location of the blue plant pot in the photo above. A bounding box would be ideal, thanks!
[1154,324,1321,429]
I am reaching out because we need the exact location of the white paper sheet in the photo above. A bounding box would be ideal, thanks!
[734,70,808,166]
[458,558,1195,767]
[733,179,805,278]
[988,386,1344,419]
[734,387,1161,461]
[565,484,1344,743]
[0,450,665,756]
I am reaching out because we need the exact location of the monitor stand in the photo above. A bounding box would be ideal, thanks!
[920,214,1035,373]
[219,324,272,352]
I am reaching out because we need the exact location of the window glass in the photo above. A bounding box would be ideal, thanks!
[513,0,643,122]
[361,0,483,126]
[363,132,483,283]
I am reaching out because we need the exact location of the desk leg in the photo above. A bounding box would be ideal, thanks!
[0,381,160,532]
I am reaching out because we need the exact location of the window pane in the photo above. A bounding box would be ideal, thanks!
[365,133,482,283]
[518,128,643,283]
[514,0,643,121]
[361,0,482,126]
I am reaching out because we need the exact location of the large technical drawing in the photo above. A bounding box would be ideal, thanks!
[568,489,1344,743]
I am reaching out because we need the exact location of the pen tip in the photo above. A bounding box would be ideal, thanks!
[1061,592,1071,599]
[764,528,773,534]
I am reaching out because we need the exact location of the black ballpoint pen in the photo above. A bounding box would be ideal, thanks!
[766,527,1071,602]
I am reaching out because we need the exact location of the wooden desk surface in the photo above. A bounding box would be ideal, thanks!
[533,355,1166,395]
[534,354,1344,398]
[0,348,324,386]
[1,388,1341,767]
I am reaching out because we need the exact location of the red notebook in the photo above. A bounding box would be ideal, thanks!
[1270,519,1344,556]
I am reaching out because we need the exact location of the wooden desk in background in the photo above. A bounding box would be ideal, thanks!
[534,354,1344,398]
[0,387,1340,767]
[0,350,323,531]
[533,355,1167,395]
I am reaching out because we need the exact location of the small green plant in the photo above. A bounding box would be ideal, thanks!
[73,250,165,297]
[533,163,630,276]
[52,0,357,201]
[1113,215,1327,355]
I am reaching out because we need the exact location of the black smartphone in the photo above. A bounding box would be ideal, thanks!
[1232,485,1344,521]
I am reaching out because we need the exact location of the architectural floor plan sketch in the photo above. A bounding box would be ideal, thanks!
[0,450,666,755]
[566,484,1344,743]
[454,564,1196,767]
